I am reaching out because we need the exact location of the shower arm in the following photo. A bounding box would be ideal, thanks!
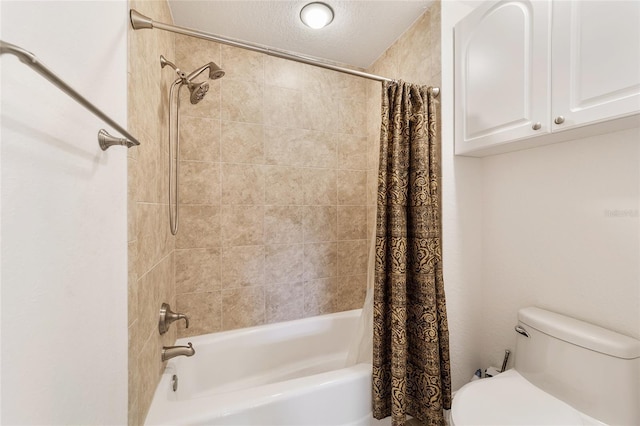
[185,64,211,82]
[160,55,188,81]
[0,39,140,150]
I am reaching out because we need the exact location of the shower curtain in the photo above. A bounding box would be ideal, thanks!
[372,81,451,426]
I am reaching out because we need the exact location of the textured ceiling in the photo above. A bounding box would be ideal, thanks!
[167,1,434,69]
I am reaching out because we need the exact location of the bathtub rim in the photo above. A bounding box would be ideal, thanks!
[174,308,363,346]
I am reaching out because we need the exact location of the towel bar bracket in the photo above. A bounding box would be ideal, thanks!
[98,129,138,150]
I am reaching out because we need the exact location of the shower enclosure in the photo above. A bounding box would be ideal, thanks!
[127,2,443,424]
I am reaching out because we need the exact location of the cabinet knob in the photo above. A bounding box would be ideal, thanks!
[554,116,565,125]
[532,122,542,130]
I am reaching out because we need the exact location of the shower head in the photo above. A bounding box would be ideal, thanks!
[161,56,224,104]
[183,62,224,104]
[185,62,225,82]
[207,63,226,80]
[187,80,210,104]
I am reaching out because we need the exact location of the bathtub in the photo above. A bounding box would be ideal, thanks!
[145,309,373,425]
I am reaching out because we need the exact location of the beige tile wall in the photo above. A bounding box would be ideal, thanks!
[174,35,370,337]
[128,0,176,424]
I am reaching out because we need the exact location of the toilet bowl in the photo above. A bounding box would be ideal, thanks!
[451,370,603,425]
[450,307,640,425]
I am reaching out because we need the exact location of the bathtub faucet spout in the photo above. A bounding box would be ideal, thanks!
[162,342,195,362]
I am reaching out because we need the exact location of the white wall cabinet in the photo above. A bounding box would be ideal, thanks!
[455,0,640,156]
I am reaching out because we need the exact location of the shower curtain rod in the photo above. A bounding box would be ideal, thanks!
[129,9,440,98]
[0,40,140,150]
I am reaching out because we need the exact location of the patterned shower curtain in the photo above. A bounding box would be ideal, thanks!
[372,81,451,426]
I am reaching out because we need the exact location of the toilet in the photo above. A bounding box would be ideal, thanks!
[451,307,640,425]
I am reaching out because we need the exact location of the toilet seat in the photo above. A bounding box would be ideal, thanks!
[450,370,605,425]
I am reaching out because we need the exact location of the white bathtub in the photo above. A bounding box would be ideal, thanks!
[145,309,373,426]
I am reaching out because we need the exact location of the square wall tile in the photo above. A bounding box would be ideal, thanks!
[221,245,265,289]
[221,163,265,205]
[298,130,337,169]
[338,134,368,170]
[264,205,303,244]
[221,80,264,124]
[128,240,139,327]
[264,56,308,91]
[222,287,266,330]
[176,291,222,338]
[337,205,367,240]
[337,239,368,277]
[304,277,336,316]
[133,131,164,204]
[264,166,305,205]
[221,45,264,84]
[265,282,304,323]
[303,242,337,280]
[176,248,221,294]
[265,244,304,284]
[336,274,367,311]
[179,116,220,162]
[303,206,337,243]
[179,161,220,205]
[263,86,305,129]
[136,202,173,277]
[264,126,305,166]
[337,170,367,205]
[300,92,339,131]
[367,170,378,207]
[221,205,264,246]
[221,120,264,164]
[303,168,336,206]
[176,205,221,249]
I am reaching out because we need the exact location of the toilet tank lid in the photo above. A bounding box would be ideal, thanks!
[518,307,640,359]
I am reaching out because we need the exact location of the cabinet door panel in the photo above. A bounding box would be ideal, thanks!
[455,0,550,155]
[552,1,640,130]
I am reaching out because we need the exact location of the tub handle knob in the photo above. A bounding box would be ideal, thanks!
[159,303,189,335]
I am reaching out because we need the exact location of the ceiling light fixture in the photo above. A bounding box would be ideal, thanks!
[300,2,334,29]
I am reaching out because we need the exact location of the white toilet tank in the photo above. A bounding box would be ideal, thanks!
[515,307,640,425]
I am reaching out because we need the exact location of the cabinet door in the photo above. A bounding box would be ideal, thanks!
[552,1,640,131]
[455,0,551,155]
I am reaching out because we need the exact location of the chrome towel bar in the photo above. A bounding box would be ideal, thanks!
[0,40,140,150]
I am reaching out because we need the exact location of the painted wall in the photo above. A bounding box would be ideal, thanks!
[480,129,640,368]
[1,1,128,424]
[443,0,640,377]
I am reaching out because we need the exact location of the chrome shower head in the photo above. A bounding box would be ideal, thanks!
[161,56,224,104]
[185,62,225,82]
[207,62,225,80]
[187,81,210,104]
[183,62,223,104]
